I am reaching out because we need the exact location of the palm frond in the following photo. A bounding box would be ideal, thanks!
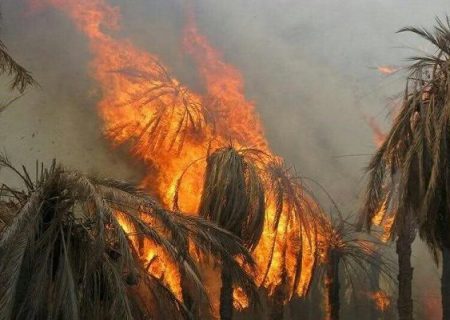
[0,157,258,319]
[198,146,266,250]
[361,16,450,256]
[107,61,210,153]
[0,40,35,93]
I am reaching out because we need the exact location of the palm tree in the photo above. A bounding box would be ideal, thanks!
[0,155,258,319]
[360,16,450,320]
[317,212,393,320]
[178,147,319,319]
[260,164,318,320]
[197,146,266,320]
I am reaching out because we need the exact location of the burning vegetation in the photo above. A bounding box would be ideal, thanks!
[0,1,450,320]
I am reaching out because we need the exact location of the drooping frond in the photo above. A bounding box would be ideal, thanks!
[0,40,35,93]
[0,157,258,319]
[107,61,210,153]
[174,147,321,301]
[198,146,266,250]
[316,211,395,315]
[360,17,450,256]
[258,162,320,299]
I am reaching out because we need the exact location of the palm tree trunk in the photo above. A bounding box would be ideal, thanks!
[396,228,414,320]
[325,250,340,320]
[442,247,450,320]
[220,261,234,320]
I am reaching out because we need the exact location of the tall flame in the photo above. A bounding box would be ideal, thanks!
[32,0,318,311]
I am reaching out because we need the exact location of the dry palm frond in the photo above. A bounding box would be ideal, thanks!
[360,16,450,257]
[199,146,266,250]
[319,214,394,282]
[316,212,395,320]
[108,61,210,153]
[175,149,321,302]
[0,156,257,320]
[259,163,319,299]
[0,40,35,93]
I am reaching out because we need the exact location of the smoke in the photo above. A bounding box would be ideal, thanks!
[1,0,449,318]
[0,0,144,181]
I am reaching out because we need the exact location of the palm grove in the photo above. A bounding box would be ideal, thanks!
[0,8,450,320]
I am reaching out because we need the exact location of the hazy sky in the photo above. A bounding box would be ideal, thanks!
[1,1,449,317]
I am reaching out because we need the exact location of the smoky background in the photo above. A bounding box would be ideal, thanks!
[1,0,449,318]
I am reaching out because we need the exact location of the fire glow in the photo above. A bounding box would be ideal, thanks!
[371,290,391,312]
[33,0,317,312]
[377,65,398,75]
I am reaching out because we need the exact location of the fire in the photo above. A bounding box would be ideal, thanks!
[370,290,391,312]
[183,10,317,303]
[365,116,387,148]
[371,200,394,243]
[33,0,318,311]
[182,10,269,152]
[366,116,397,242]
[377,65,398,75]
[233,286,249,310]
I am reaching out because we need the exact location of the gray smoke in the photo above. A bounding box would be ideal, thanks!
[1,0,449,318]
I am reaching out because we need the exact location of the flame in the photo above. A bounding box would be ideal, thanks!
[377,65,398,75]
[183,8,317,304]
[33,0,318,311]
[365,116,386,148]
[233,286,249,311]
[370,290,391,312]
[370,199,394,242]
[182,11,269,152]
[366,116,397,242]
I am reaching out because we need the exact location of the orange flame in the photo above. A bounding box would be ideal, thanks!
[365,116,386,148]
[33,0,318,311]
[370,290,391,312]
[377,65,398,75]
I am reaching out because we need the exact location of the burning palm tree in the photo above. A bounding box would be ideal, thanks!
[360,16,450,320]
[0,155,258,319]
[316,212,393,320]
[260,164,318,320]
[176,147,319,319]
[197,146,266,320]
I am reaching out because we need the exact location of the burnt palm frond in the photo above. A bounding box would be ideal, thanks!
[319,211,394,281]
[175,148,321,304]
[108,61,210,153]
[259,162,320,299]
[0,40,35,93]
[0,157,257,319]
[360,16,450,257]
[199,146,266,250]
[316,211,395,320]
